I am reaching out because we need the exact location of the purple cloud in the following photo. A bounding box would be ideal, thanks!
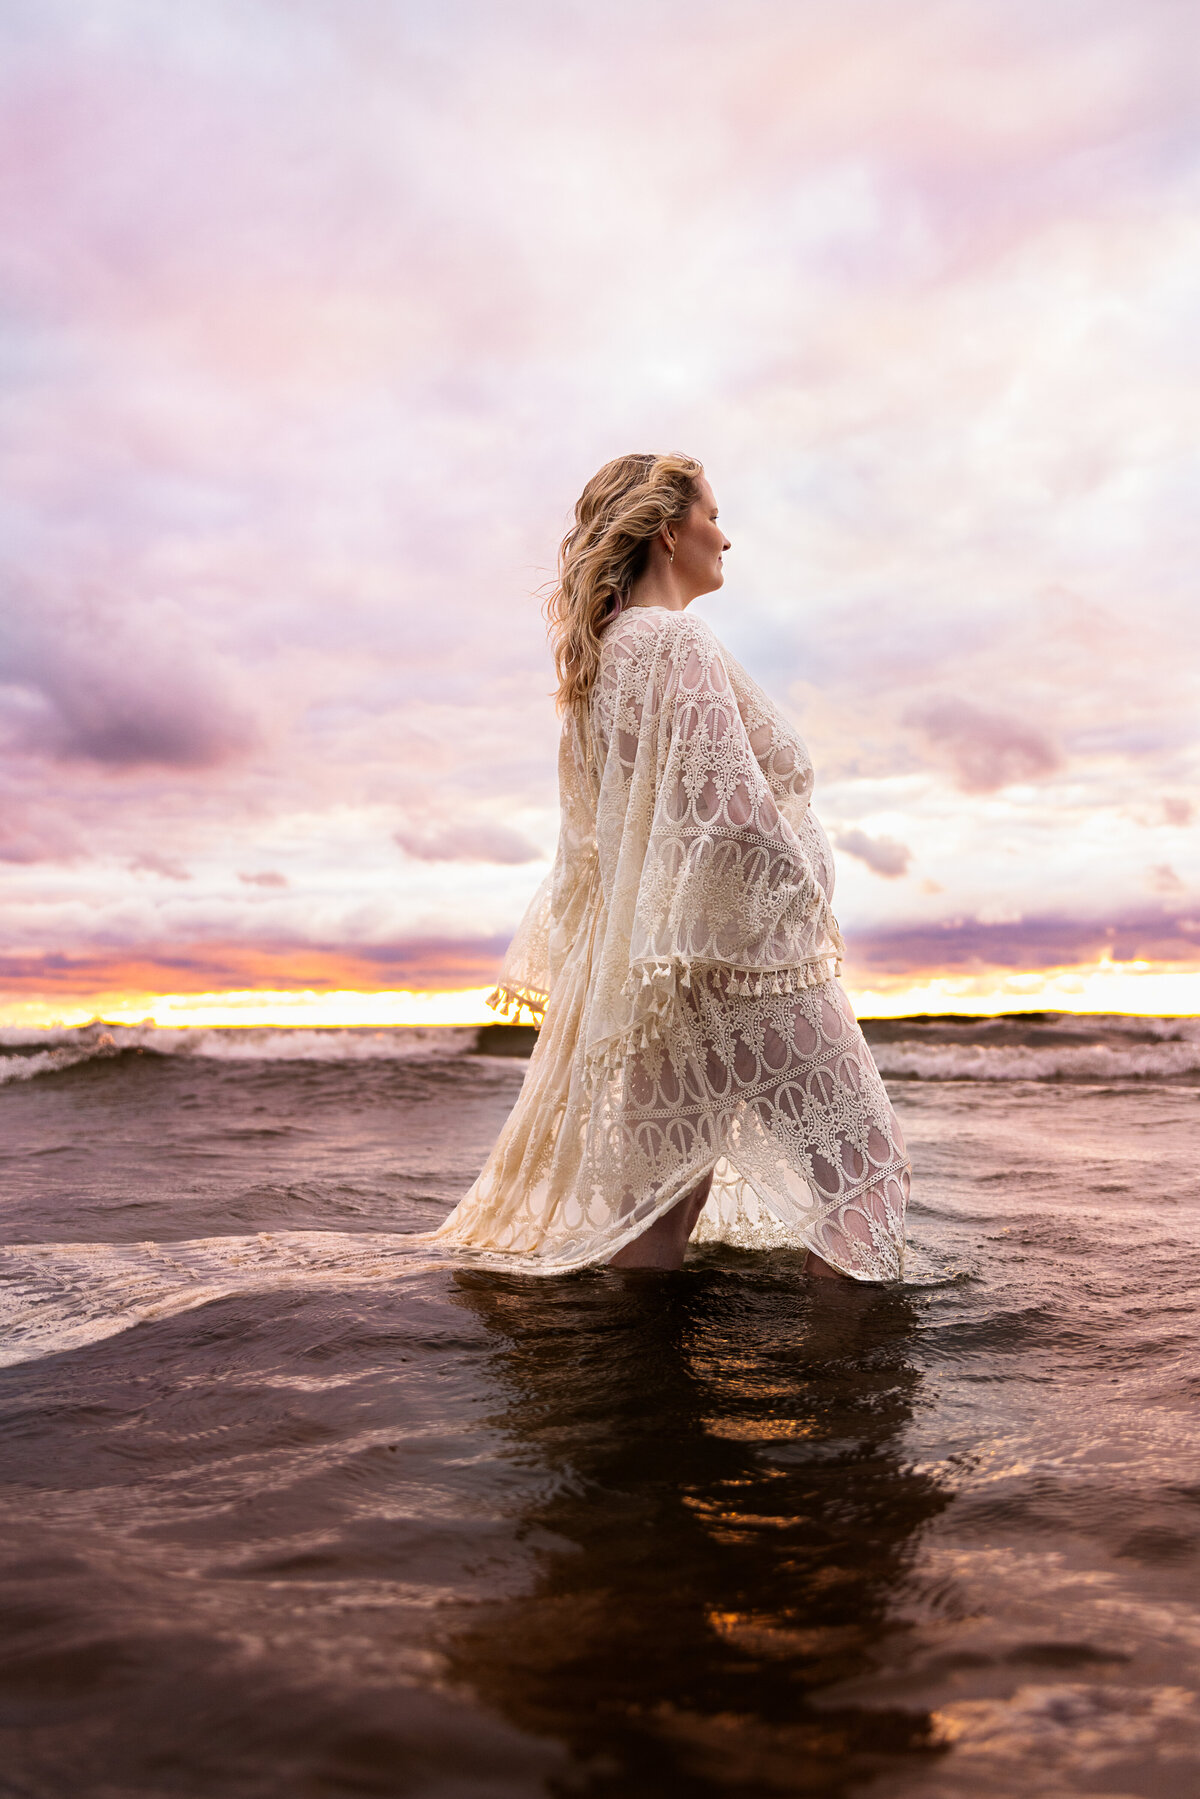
[845,907,1200,977]
[1,586,256,771]
[835,829,912,879]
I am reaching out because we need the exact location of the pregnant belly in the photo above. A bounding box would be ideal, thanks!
[782,803,835,902]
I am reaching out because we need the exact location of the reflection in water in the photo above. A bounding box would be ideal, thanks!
[448,1251,950,1795]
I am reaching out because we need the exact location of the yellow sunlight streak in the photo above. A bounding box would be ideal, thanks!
[2,960,1199,1032]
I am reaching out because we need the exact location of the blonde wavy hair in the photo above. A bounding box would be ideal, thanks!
[546,452,704,715]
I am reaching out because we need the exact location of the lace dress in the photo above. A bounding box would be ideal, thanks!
[432,606,910,1279]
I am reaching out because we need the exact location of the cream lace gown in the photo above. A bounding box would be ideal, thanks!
[432,606,910,1280]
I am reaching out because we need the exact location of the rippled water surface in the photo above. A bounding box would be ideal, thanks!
[2,1017,1198,1797]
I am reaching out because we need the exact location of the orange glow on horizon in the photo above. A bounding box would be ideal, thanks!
[3,959,1199,1032]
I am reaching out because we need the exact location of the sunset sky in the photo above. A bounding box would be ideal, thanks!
[2,0,1198,1027]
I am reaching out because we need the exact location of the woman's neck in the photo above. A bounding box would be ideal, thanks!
[625,558,693,613]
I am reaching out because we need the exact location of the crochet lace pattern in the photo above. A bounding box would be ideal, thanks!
[436,607,909,1281]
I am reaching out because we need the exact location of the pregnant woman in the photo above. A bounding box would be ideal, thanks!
[433,453,910,1278]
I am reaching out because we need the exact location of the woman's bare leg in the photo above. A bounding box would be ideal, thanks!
[608,1170,714,1271]
[806,1248,853,1279]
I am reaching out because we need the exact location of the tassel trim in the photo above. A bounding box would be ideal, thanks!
[631,954,840,1003]
[584,952,842,1076]
[487,981,549,1026]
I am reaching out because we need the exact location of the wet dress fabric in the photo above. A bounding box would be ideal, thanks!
[432,605,910,1279]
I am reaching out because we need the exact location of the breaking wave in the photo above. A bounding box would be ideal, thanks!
[865,1011,1200,1082]
[0,1021,481,1083]
[870,1037,1200,1082]
[1,1013,1198,1086]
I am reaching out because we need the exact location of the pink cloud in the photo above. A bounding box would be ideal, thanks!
[0,934,513,1001]
[393,823,544,867]
[130,853,190,881]
[905,698,1062,794]
[0,1,1197,994]
[0,795,82,865]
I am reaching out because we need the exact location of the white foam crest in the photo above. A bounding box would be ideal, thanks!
[0,1023,107,1047]
[0,1021,479,1074]
[131,1024,478,1062]
[0,1231,448,1367]
[1072,1013,1200,1042]
[4,1016,1198,1085]
[873,1039,1200,1081]
[0,1041,119,1084]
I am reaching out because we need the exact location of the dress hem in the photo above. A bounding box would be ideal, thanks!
[418,1152,908,1284]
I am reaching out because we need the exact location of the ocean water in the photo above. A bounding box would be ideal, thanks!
[1,1013,1199,1798]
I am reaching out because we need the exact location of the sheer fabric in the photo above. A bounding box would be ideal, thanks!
[432,607,909,1280]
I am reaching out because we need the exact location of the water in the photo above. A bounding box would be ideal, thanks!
[2,1014,1199,1797]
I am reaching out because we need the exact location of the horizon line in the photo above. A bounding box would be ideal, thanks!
[4,960,1200,1031]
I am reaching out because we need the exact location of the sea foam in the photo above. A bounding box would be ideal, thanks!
[0,1021,477,1082]
[2,1015,1199,1085]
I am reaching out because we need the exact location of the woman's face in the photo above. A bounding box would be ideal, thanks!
[673,476,731,598]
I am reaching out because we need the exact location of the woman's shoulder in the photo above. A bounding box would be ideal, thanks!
[606,606,722,651]
[600,609,731,698]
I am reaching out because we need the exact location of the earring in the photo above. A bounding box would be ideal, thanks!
[669,547,675,564]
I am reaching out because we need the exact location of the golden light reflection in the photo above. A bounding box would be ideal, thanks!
[707,1611,863,1660]
[701,1418,822,1442]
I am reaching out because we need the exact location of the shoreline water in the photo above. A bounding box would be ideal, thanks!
[2,1009,1198,1794]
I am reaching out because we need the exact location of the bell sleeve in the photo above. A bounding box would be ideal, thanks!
[487,869,554,1023]
[487,711,600,1026]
